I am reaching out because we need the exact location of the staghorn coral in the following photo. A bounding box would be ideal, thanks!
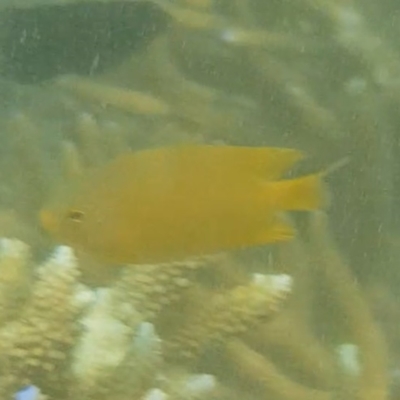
[0,238,293,400]
[0,212,390,400]
[163,273,292,361]
[0,238,32,326]
[230,212,388,400]
[110,257,214,324]
[0,245,83,398]
[308,212,388,400]
[0,0,398,399]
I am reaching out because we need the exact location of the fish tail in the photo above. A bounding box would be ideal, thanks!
[270,174,327,211]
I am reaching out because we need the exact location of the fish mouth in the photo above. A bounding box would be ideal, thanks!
[39,209,59,234]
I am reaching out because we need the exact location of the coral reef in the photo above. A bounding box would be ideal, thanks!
[0,0,398,399]
[0,237,292,399]
[0,212,389,400]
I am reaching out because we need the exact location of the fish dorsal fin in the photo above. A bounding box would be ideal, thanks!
[228,146,304,179]
[137,144,304,180]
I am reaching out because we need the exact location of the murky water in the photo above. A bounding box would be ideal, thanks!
[0,1,399,399]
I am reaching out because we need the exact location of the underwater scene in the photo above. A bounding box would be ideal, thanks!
[0,0,399,399]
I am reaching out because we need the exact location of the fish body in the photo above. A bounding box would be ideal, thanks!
[40,145,324,264]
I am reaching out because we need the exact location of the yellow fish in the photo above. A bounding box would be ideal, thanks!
[40,145,325,264]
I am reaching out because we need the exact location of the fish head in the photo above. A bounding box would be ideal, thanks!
[39,194,92,251]
[38,174,105,251]
[38,176,138,264]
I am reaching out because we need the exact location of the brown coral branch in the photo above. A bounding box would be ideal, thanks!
[164,273,292,361]
[249,310,339,391]
[308,212,388,400]
[225,338,332,400]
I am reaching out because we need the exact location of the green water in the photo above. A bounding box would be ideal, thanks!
[0,1,399,399]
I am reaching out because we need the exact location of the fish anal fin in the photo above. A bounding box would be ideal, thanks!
[269,173,327,211]
[256,219,295,244]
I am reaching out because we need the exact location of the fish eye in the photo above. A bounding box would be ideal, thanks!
[66,209,85,223]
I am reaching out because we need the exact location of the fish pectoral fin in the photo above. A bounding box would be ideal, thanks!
[256,218,295,244]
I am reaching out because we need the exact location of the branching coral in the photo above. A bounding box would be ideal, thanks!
[0,245,83,397]
[308,213,388,400]
[164,273,292,361]
[0,238,293,399]
[0,0,397,399]
[0,211,389,400]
